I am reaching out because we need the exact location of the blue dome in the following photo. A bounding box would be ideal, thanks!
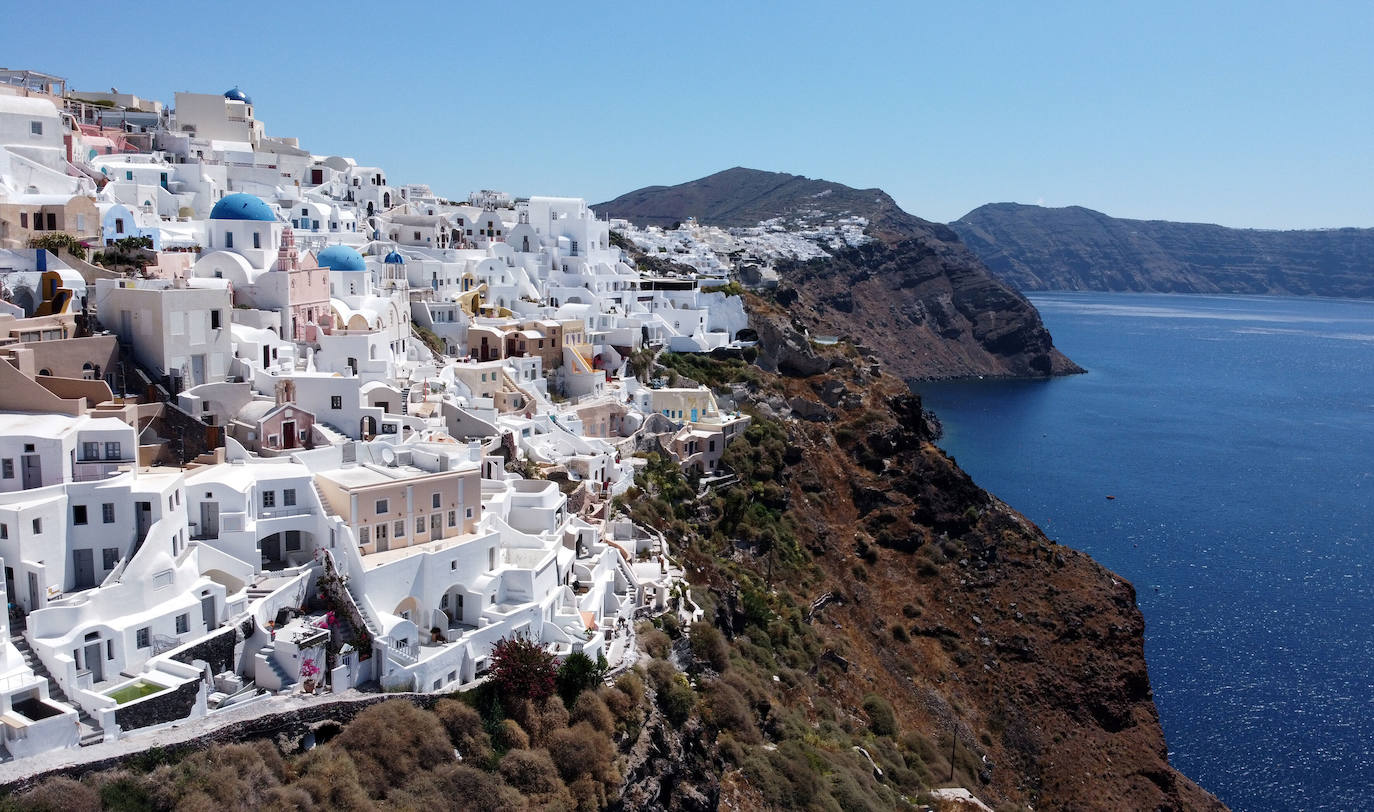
[224,87,252,104]
[383,250,405,264]
[210,193,276,222]
[317,244,367,272]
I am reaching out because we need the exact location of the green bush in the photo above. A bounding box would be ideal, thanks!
[690,621,730,671]
[556,650,607,706]
[862,694,898,736]
[701,679,760,743]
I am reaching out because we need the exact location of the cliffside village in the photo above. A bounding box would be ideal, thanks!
[0,69,759,760]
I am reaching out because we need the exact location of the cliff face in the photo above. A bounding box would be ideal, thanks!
[598,168,1081,381]
[952,202,1374,297]
[699,304,1226,810]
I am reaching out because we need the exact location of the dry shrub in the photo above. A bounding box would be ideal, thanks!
[546,721,619,802]
[292,746,374,810]
[640,628,671,659]
[146,741,287,810]
[496,718,531,750]
[88,769,153,811]
[499,747,574,808]
[510,696,569,747]
[18,776,100,812]
[596,684,634,726]
[261,784,318,809]
[391,763,527,812]
[333,699,454,798]
[615,670,645,705]
[568,775,607,811]
[702,679,760,743]
[570,691,615,734]
[435,698,494,765]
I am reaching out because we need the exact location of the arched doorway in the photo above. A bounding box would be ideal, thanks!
[360,415,377,438]
[259,530,312,570]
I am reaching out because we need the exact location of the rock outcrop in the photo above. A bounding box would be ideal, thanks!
[598,168,1082,382]
[952,202,1374,297]
[703,303,1226,809]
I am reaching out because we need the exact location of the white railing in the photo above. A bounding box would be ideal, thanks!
[257,504,313,520]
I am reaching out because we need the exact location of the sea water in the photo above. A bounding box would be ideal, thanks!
[916,292,1374,812]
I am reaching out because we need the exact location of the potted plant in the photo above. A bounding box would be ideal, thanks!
[301,657,320,694]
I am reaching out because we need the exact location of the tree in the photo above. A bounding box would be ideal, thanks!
[555,650,607,706]
[489,634,556,704]
[28,232,86,261]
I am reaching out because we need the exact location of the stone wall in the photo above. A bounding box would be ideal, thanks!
[113,678,200,733]
[170,625,238,676]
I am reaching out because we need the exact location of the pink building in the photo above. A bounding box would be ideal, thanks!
[276,229,331,341]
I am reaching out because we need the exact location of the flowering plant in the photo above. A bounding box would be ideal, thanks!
[300,657,320,679]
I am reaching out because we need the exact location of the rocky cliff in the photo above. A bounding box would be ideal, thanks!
[676,303,1226,809]
[952,202,1374,296]
[598,168,1082,381]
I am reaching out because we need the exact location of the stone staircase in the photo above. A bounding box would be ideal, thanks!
[10,618,103,746]
[400,386,412,416]
[313,422,349,447]
[255,645,292,691]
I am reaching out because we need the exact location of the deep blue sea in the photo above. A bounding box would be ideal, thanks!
[916,293,1373,812]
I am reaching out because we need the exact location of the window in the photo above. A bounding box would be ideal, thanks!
[18,213,26,228]
[102,548,118,570]
[448,510,456,527]
[394,520,405,537]
[225,232,233,249]
[331,396,342,410]
[283,488,296,507]
[416,517,424,534]
[175,613,189,634]
[104,441,121,460]
[359,525,370,544]
[102,503,115,523]
[73,505,87,525]
[465,507,474,519]
[375,499,388,514]
[0,459,10,479]
[432,493,441,509]
[285,531,301,552]
[82,441,99,460]
[0,524,6,539]
[31,518,41,534]
[136,627,150,648]
[211,310,221,329]
[252,231,261,249]
[29,120,43,136]
[262,491,275,508]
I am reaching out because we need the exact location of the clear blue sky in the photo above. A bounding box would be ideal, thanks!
[4,1,1369,229]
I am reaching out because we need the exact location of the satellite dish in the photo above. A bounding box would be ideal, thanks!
[380,446,396,465]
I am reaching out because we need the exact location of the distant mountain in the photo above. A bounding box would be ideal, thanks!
[951,203,1374,297]
[596,166,922,241]
[597,169,1081,381]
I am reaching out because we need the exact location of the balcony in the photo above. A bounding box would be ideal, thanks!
[257,504,313,520]
[72,459,133,482]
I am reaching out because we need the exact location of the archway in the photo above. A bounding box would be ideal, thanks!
[360,415,377,438]
[393,595,420,624]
